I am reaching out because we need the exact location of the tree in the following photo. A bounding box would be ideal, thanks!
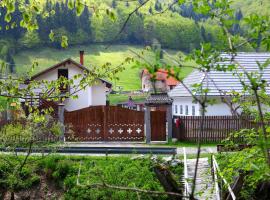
[112,0,117,9]
[154,1,162,12]
[149,6,153,14]
[5,51,15,74]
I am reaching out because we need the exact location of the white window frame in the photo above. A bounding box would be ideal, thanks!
[175,105,178,114]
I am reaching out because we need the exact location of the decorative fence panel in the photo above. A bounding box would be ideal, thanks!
[65,106,145,142]
[172,116,257,142]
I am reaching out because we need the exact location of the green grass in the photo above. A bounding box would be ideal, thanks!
[109,93,148,105]
[14,44,194,91]
[152,141,219,147]
[232,0,270,16]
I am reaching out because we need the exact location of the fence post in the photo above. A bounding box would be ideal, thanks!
[166,105,172,142]
[58,103,65,141]
[145,106,151,144]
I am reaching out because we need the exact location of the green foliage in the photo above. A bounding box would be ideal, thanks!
[0,155,40,192]
[144,13,201,52]
[0,123,32,146]
[216,147,270,199]
[18,31,42,49]
[0,155,169,199]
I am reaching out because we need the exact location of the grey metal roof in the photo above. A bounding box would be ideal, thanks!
[145,93,173,105]
[169,53,270,97]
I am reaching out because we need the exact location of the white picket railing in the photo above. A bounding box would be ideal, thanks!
[212,155,236,200]
[183,147,190,199]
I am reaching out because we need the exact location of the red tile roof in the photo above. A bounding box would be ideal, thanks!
[141,69,179,86]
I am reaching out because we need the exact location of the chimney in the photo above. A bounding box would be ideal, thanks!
[79,50,84,65]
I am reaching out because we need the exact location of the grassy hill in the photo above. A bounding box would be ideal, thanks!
[232,0,270,16]
[14,45,194,91]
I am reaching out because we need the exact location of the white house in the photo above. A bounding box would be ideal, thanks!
[169,53,270,116]
[27,51,112,111]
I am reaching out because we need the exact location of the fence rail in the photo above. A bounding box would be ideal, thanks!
[211,155,236,200]
[173,116,257,142]
[183,147,190,199]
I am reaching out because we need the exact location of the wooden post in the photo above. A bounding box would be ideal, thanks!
[103,106,108,141]
[58,103,65,141]
[166,105,172,142]
[145,106,151,144]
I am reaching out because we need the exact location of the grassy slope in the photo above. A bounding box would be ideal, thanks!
[232,0,270,16]
[14,44,194,91]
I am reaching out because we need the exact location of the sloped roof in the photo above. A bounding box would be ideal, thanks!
[30,58,112,88]
[141,69,179,86]
[169,53,270,97]
[145,93,173,105]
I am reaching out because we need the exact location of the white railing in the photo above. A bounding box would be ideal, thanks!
[212,155,236,200]
[183,147,190,199]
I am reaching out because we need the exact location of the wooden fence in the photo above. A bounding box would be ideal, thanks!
[65,106,145,142]
[172,116,257,142]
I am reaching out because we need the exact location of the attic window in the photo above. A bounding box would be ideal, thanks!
[58,69,68,79]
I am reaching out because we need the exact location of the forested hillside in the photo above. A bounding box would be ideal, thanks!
[0,0,267,74]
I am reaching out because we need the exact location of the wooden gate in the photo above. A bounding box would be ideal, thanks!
[150,111,166,141]
[65,106,145,142]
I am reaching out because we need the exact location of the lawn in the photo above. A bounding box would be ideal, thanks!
[14,44,194,91]
[109,93,148,105]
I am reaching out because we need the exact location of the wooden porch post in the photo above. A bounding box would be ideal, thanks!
[166,105,173,142]
[145,106,151,144]
[58,103,65,141]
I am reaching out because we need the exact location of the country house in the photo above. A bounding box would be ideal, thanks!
[169,53,270,116]
[25,51,112,111]
[141,69,179,92]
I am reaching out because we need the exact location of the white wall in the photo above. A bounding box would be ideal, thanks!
[91,82,107,106]
[205,98,233,116]
[172,97,200,116]
[172,96,234,116]
[33,62,107,111]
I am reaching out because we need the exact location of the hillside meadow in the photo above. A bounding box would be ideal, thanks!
[14,45,194,91]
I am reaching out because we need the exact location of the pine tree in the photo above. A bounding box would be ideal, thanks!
[154,1,162,12]
[149,6,153,14]
[138,0,144,5]
[79,7,91,35]
[5,51,15,74]
[112,0,117,8]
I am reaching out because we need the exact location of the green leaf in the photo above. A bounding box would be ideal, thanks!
[61,35,68,48]
[4,13,11,23]
[49,30,55,42]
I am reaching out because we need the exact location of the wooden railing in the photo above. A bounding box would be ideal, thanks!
[183,147,190,199]
[211,154,236,200]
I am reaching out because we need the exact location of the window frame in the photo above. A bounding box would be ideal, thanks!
[180,105,183,115]
[175,105,178,114]
[192,105,195,116]
[185,105,189,115]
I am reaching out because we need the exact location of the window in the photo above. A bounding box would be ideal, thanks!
[58,69,68,79]
[192,105,195,116]
[175,105,178,114]
[180,105,183,114]
[58,69,69,93]
[185,105,189,115]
